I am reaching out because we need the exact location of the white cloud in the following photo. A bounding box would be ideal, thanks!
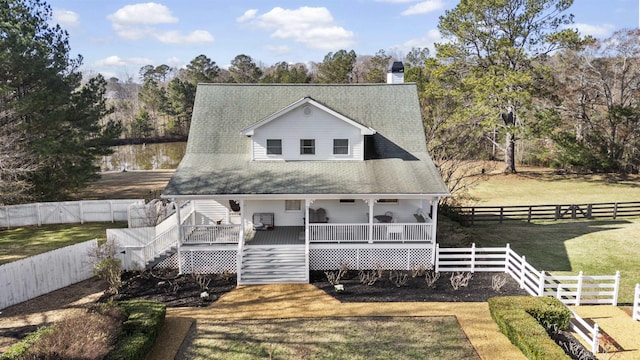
[108,3,213,44]
[154,30,214,44]
[237,9,258,22]
[94,55,153,68]
[240,6,355,50]
[53,8,79,28]
[401,0,445,15]
[391,29,443,56]
[165,56,183,67]
[107,3,177,25]
[571,23,616,37]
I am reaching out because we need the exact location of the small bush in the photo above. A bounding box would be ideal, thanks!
[105,300,166,360]
[1,304,125,360]
[488,296,572,360]
[0,326,53,360]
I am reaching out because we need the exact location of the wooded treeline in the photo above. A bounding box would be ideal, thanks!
[1,0,639,205]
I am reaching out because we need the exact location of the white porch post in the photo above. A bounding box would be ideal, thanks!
[366,199,375,243]
[236,199,245,280]
[304,199,312,243]
[431,197,439,243]
[176,199,183,274]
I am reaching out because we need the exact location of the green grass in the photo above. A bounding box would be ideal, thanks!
[0,222,127,265]
[462,167,640,304]
[469,169,640,206]
[185,317,479,360]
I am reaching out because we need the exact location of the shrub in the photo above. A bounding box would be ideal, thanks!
[0,304,124,360]
[105,300,166,360]
[0,326,53,360]
[488,296,572,360]
[89,239,122,294]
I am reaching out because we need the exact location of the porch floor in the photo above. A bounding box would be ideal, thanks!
[247,226,304,245]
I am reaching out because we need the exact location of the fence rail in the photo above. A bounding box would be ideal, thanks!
[0,240,98,310]
[0,200,143,228]
[568,307,600,354]
[634,284,640,321]
[455,201,640,224]
[435,244,619,306]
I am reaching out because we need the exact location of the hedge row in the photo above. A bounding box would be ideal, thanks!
[105,300,167,360]
[488,296,572,360]
[1,300,166,360]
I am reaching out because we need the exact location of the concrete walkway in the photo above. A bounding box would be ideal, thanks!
[148,284,526,360]
[570,305,640,359]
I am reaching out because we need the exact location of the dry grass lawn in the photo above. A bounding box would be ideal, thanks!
[185,316,479,360]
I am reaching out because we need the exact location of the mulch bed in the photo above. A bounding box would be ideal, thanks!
[311,270,529,302]
[107,269,529,307]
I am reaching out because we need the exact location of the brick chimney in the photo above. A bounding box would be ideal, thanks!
[386,61,404,84]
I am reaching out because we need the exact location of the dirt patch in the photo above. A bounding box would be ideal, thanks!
[74,170,174,200]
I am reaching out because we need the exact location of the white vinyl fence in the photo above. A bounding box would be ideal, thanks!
[634,283,640,321]
[0,200,143,228]
[0,239,98,310]
[567,307,600,354]
[435,243,620,306]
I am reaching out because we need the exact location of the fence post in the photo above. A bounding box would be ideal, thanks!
[435,243,440,273]
[527,206,532,222]
[470,243,476,273]
[79,201,84,224]
[36,203,42,227]
[592,323,600,354]
[576,271,583,306]
[555,205,561,220]
[5,206,11,229]
[612,270,620,306]
[538,270,545,297]
[470,207,475,225]
[109,200,115,223]
[504,243,510,274]
[586,204,593,218]
[633,284,639,321]
[613,202,618,219]
[520,255,526,289]
[499,207,504,223]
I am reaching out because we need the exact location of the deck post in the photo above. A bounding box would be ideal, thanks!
[236,199,245,280]
[367,199,375,243]
[176,199,183,275]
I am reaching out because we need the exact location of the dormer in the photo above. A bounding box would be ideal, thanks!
[241,97,376,161]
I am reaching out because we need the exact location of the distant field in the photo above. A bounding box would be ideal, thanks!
[464,166,640,304]
[468,166,640,206]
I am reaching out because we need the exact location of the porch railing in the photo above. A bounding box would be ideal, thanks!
[309,223,432,243]
[182,224,240,244]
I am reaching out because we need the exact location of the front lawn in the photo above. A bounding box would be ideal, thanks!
[0,222,127,265]
[184,316,479,360]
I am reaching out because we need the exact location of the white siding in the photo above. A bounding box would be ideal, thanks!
[194,200,229,225]
[252,105,364,161]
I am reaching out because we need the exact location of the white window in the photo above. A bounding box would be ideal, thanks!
[285,200,301,212]
[266,139,282,155]
[333,139,349,155]
[300,139,315,155]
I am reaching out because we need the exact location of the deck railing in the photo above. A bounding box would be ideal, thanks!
[182,224,241,244]
[309,223,432,243]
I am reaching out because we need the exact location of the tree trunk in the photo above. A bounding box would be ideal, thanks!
[504,132,516,173]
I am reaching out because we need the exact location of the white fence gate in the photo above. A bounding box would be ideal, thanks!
[0,239,98,310]
[0,200,142,228]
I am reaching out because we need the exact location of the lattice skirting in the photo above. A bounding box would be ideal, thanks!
[310,248,434,271]
[179,249,238,274]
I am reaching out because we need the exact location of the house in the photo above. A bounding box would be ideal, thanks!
[162,64,450,284]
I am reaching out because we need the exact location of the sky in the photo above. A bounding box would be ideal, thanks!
[46,0,640,80]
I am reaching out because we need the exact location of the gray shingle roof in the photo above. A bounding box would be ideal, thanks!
[164,83,450,197]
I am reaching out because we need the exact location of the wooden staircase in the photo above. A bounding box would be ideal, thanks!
[239,245,308,285]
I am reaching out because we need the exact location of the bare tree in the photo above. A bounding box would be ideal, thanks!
[0,121,40,205]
